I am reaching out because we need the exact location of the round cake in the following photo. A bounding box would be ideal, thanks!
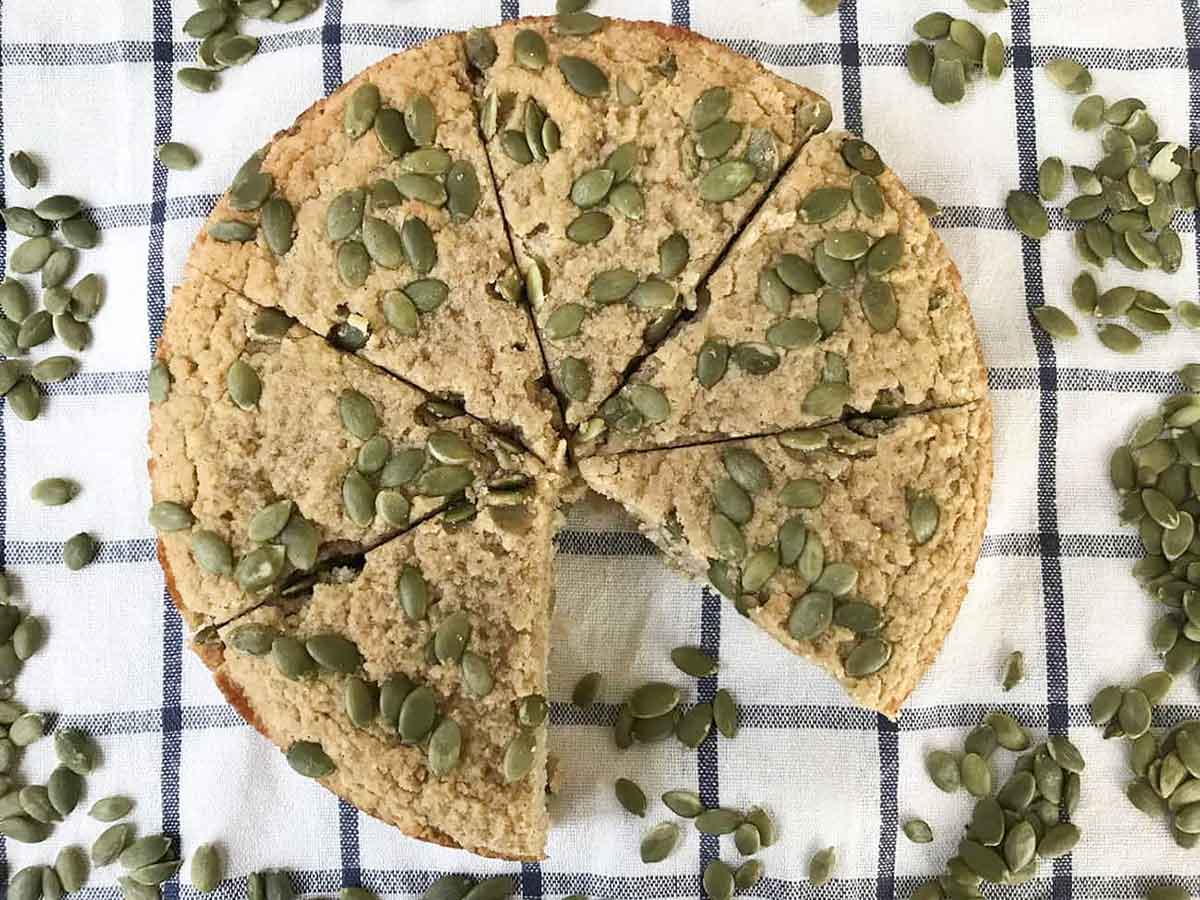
[147,17,992,861]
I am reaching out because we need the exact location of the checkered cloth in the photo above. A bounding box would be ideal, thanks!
[3,0,1200,895]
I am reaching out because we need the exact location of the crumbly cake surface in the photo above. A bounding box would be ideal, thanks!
[477,18,829,426]
[149,272,542,628]
[579,403,993,717]
[203,485,556,860]
[592,130,988,454]
[184,34,562,462]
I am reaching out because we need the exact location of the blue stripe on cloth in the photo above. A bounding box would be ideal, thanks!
[1010,1,1072,894]
[501,0,520,23]
[671,1,690,30]
[149,0,183,876]
[520,862,542,900]
[339,800,362,889]
[697,586,720,875]
[323,0,345,94]
[875,715,898,900]
[836,0,862,136]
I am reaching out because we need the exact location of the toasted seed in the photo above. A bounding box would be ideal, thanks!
[286,740,335,778]
[662,789,703,818]
[404,94,438,147]
[696,340,730,389]
[190,530,233,575]
[306,634,361,674]
[513,29,549,70]
[1006,191,1049,239]
[226,359,261,410]
[861,279,898,332]
[426,717,462,777]
[566,210,613,244]
[640,822,680,863]
[559,55,609,97]
[434,611,472,664]
[207,219,255,242]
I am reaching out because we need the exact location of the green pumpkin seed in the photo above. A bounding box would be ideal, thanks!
[55,847,89,894]
[426,718,462,777]
[640,822,680,863]
[1032,306,1077,340]
[513,29,548,70]
[999,650,1025,691]
[986,711,1030,750]
[696,120,742,160]
[566,210,613,244]
[129,861,181,887]
[1036,822,1080,858]
[776,254,822,294]
[903,819,934,843]
[1046,58,1090,92]
[1097,322,1140,354]
[690,87,731,132]
[31,477,77,507]
[337,240,370,286]
[118,834,172,872]
[799,187,851,224]
[285,740,334,778]
[208,219,255,242]
[342,470,376,525]
[984,32,1005,78]
[433,610,471,664]
[699,160,756,203]
[445,161,482,221]
[189,845,220,894]
[808,847,836,887]
[503,731,536,783]
[931,58,967,105]
[788,591,833,640]
[914,12,952,38]
[305,634,361,674]
[229,172,273,212]
[846,638,891,676]
[907,41,934,85]
[568,671,601,708]
[1040,158,1068,200]
[859,279,898,332]
[1,208,49,238]
[326,189,365,241]
[157,142,197,171]
[8,151,38,190]
[414,464,472,497]
[499,130,533,165]
[671,645,718,678]
[927,749,961,792]
[714,688,738,738]
[1072,165,1103,195]
[178,66,218,92]
[1006,191,1049,239]
[730,341,779,374]
[629,278,676,311]
[558,357,592,402]
[373,108,414,159]
[614,777,647,817]
[362,216,405,269]
[343,678,377,728]
[662,789,703,818]
[404,94,438,147]
[696,340,729,388]
[12,618,42,661]
[850,174,885,218]
[962,752,993,797]
[271,635,316,680]
[393,684,437,742]
[555,11,606,35]
[63,532,97,570]
[16,309,51,348]
[609,182,645,220]
[10,237,53,273]
[35,195,81,221]
[780,477,824,509]
[559,55,609,97]
[148,501,194,533]
[93,823,135,865]
[701,860,734,900]
[190,530,233,575]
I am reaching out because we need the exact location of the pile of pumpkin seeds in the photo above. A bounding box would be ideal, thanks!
[1101,387,1200,846]
[1004,59,1200,347]
[419,874,515,900]
[604,646,737,751]
[906,11,1006,105]
[1,153,101,423]
[907,716,1086,895]
[178,0,323,95]
[701,441,908,679]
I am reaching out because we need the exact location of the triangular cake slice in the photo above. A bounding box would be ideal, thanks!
[184,34,562,462]
[579,402,993,716]
[196,476,558,860]
[149,272,545,627]
[588,130,988,454]
[472,18,830,428]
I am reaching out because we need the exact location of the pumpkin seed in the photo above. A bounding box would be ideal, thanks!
[394,684,437,742]
[731,341,779,374]
[190,530,233,574]
[566,210,613,244]
[326,189,365,241]
[696,120,742,160]
[662,789,703,818]
[671,645,717,678]
[927,749,961,792]
[558,357,592,402]
[157,142,197,171]
[907,41,934,85]
[695,807,743,835]
[1046,58,1090,93]
[271,635,316,679]
[55,847,89,894]
[229,172,273,212]
[640,822,680,863]
[63,532,97,570]
[434,610,471,664]
[614,777,647,817]
[1,208,49,238]
[404,94,438,147]
[788,591,833,640]
[1119,688,1152,738]
[1037,156,1065,201]
[337,240,371,286]
[306,634,361,674]
[285,740,334,778]
[1037,822,1080,858]
[676,703,713,749]
[699,160,755,203]
[427,718,462,776]
[207,219,255,242]
[984,32,1005,78]
[513,29,548,70]
[571,671,602,708]
[93,823,135,866]
[188,845,220,894]
[903,819,934,843]
[808,847,836,887]
[558,55,609,97]
[630,278,676,311]
[415,464,473,497]
[16,309,51,348]
[713,688,738,738]
[10,237,53,273]
[31,477,77,507]
[799,187,851,224]
[12,618,42,661]
[1098,323,1140,354]
[1006,191,1049,239]
[696,340,729,388]
[931,58,967,105]
[503,731,536,783]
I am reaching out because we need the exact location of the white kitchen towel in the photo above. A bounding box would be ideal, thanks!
[1,0,1198,897]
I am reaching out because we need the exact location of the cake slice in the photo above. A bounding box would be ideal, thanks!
[196,477,558,860]
[588,130,988,454]
[184,34,562,463]
[578,402,993,716]
[472,18,830,428]
[148,272,545,627]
